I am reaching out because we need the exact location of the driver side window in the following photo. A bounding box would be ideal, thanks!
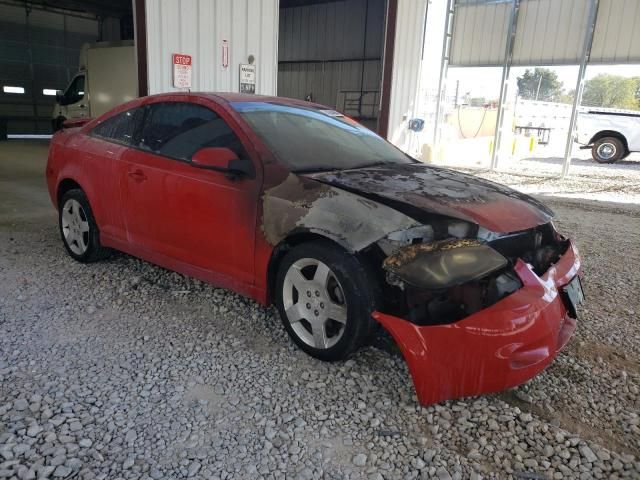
[64,75,85,105]
[138,102,246,161]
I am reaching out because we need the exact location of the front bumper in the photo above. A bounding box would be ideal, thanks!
[373,240,582,406]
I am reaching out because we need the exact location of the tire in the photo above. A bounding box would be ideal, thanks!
[275,240,380,362]
[592,137,624,164]
[58,189,110,263]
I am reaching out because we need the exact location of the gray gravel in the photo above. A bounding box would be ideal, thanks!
[1,140,639,479]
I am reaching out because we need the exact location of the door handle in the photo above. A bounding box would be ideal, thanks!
[79,104,87,109]
[128,170,147,182]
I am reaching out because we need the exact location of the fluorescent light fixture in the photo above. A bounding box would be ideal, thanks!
[43,89,57,96]
[3,86,25,94]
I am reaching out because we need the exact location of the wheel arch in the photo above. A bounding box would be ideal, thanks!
[589,130,629,152]
[56,178,83,209]
[265,230,384,304]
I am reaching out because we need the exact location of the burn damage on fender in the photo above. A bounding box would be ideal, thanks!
[262,168,567,327]
[261,173,418,252]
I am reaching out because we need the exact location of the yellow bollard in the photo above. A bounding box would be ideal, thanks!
[512,138,517,155]
[489,140,494,155]
[421,144,433,163]
[529,136,536,152]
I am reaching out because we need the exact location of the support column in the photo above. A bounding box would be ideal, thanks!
[133,0,148,97]
[433,0,454,147]
[378,0,398,139]
[490,0,520,171]
[561,0,599,178]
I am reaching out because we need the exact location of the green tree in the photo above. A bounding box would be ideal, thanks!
[558,90,575,105]
[517,68,564,101]
[582,74,638,110]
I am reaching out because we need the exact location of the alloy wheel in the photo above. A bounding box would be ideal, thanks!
[61,199,90,255]
[282,258,348,349]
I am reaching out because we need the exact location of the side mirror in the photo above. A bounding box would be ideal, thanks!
[191,147,254,179]
[56,90,64,103]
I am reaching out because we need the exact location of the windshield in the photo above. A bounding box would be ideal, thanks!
[231,102,414,172]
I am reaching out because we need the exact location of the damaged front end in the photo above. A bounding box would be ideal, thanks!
[373,221,580,405]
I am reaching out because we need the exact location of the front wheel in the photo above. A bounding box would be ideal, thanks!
[592,137,624,163]
[275,240,379,362]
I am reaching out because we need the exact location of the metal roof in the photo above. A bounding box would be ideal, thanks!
[450,0,640,66]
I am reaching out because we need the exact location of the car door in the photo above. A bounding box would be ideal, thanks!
[118,100,259,286]
[84,106,145,241]
[62,74,89,119]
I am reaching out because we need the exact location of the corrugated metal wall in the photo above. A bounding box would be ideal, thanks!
[277,0,385,125]
[0,3,99,134]
[512,0,590,66]
[450,1,511,67]
[450,0,640,67]
[590,0,640,63]
[387,0,428,149]
[145,0,279,95]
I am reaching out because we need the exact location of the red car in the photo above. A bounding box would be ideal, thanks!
[46,93,584,405]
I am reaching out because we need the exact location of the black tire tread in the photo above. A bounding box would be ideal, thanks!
[592,136,624,164]
[59,188,111,263]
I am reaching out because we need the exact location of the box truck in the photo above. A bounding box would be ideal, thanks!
[52,41,137,131]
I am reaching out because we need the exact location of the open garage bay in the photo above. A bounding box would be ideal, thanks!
[0,140,639,479]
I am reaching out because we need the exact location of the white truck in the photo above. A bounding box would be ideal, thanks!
[576,109,640,163]
[52,41,137,131]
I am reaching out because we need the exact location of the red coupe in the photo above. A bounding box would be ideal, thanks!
[46,93,584,405]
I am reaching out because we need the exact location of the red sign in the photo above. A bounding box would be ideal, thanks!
[172,53,192,88]
[173,54,192,66]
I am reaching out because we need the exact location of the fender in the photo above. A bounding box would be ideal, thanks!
[261,173,418,253]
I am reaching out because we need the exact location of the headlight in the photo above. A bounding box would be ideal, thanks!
[383,239,508,289]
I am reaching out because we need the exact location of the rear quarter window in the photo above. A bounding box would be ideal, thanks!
[92,108,144,145]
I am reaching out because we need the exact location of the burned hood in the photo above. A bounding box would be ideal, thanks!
[302,163,554,233]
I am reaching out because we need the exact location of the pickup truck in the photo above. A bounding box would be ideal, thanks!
[576,110,640,163]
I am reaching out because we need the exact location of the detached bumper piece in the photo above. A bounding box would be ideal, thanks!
[373,241,582,406]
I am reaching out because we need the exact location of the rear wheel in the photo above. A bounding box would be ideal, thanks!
[592,137,624,163]
[275,240,379,361]
[59,189,110,263]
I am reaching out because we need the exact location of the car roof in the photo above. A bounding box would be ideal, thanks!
[141,92,325,109]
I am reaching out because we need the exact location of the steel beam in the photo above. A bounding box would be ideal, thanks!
[561,0,599,178]
[433,0,454,147]
[490,0,520,171]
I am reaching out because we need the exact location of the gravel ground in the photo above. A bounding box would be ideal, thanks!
[1,140,639,479]
[435,138,640,204]
[456,157,640,205]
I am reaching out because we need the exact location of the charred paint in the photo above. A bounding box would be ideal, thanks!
[306,163,554,233]
[261,173,418,252]
[383,238,482,270]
